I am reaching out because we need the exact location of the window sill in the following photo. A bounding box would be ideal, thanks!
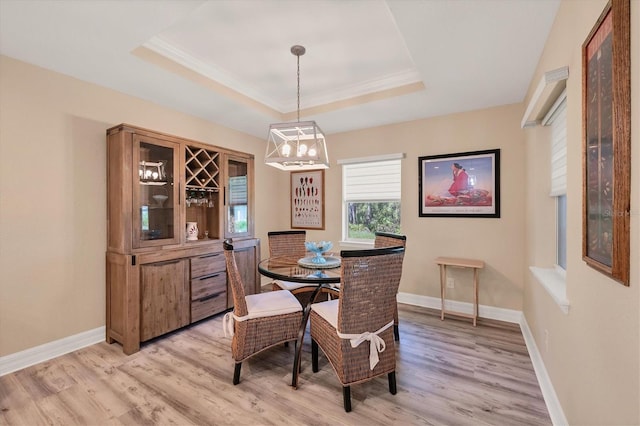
[529,266,570,314]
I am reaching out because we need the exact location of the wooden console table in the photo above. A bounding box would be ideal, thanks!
[435,256,485,326]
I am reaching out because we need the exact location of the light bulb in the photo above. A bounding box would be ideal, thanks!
[308,148,317,156]
[282,143,291,157]
[298,144,308,156]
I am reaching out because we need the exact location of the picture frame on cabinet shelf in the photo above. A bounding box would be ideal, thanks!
[581,0,630,286]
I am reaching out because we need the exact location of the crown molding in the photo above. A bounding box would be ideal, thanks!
[283,69,423,112]
[144,36,423,114]
[143,36,280,110]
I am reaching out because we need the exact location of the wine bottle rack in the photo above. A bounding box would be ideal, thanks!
[185,146,220,191]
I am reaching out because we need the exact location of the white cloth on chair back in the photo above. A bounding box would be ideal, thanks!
[337,321,393,370]
[311,299,392,370]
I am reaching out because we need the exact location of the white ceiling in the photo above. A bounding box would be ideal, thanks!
[0,0,560,139]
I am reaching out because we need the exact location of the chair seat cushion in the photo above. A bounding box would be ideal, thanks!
[310,299,339,329]
[244,290,302,320]
[273,279,320,291]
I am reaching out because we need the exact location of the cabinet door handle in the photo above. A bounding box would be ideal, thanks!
[151,259,181,266]
[198,292,223,302]
[199,253,221,259]
[199,273,221,280]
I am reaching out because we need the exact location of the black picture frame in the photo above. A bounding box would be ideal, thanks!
[419,149,500,218]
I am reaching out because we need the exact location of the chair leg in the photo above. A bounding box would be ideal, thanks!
[311,339,318,373]
[343,386,352,412]
[388,372,397,395]
[233,363,242,385]
[295,340,302,373]
[393,324,400,341]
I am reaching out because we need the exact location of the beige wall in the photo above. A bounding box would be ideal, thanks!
[320,104,527,310]
[0,55,284,356]
[523,1,639,424]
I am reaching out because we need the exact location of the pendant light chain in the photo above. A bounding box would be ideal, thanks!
[296,53,300,123]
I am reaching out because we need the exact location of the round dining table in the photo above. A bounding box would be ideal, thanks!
[258,254,342,284]
[258,254,342,388]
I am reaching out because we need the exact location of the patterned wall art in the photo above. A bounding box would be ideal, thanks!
[419,149,500,218]
[291,169,325,230]
[582,0,630,286]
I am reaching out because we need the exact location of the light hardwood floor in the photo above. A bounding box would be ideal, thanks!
[0,304,551,425]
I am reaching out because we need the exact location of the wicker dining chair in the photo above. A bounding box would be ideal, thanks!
[309,246,405,412]
[222,240,303,385]
[373,232,407,341]
[268,230,323,306]
[328,232,407,340]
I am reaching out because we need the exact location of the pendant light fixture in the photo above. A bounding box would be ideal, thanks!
[265,45,329,170]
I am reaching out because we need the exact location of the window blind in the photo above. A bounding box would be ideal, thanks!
[546,94,567,196]
[228,176,248,204]
[343,159,401,201]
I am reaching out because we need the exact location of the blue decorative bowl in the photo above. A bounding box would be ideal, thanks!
[305,241,333,264]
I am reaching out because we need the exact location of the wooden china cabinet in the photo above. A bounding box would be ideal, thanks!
[106,124,259,354]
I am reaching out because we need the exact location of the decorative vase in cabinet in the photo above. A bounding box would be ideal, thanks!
[186,221,199,241]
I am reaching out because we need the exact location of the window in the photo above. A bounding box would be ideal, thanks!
[557,194,567,269]
[527,71,570,314]
[544,89,567,270]
[340,154,403,243]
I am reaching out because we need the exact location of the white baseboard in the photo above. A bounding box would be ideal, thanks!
[396,292,523,324]
[0,326,105,376]
[519,317,568,426]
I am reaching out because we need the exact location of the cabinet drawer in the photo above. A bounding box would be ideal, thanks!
[191,252,225,278]
[191,290,227,322]
[191,272,226,301]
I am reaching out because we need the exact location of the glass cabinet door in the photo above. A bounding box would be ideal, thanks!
[133,135,180,248]
[224,155,253,238]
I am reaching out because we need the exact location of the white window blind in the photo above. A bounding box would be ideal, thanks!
[545,92,567,196]
[343,159,401,201]
[228,176,247,204]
